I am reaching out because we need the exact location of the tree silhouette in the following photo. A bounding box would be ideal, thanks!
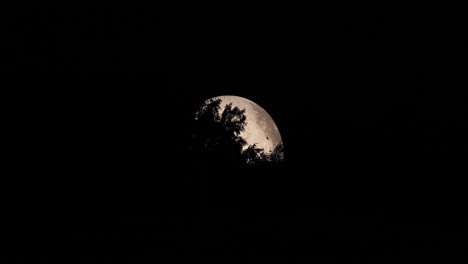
[191,98,284,167]
[242,143,284,165]
[268,143,285,163]
[191,98,246,167]
[243,143,264,164]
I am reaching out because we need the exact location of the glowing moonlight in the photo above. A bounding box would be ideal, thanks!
[196,95,283,161]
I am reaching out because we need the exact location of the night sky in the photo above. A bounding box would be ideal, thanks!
[3,7,466,263]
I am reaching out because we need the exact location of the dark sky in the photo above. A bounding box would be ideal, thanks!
[4,7,466,263]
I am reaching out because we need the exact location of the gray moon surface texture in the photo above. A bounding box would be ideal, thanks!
[207,95,282,154]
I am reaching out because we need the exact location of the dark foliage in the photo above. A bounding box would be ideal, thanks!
[190,98,284,167]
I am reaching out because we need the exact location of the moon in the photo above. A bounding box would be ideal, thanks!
[206,95,282,155]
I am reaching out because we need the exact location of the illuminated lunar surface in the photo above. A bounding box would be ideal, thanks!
[207,95,282,154]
